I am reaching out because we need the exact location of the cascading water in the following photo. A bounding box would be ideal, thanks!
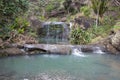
[39,22,69,44]
[72,48,86,57]
[71,46,86,57]
[46,24,50,44]
[93,47,105,54]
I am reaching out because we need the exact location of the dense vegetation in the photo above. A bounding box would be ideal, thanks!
[0,0,29,40]
[0,0,120,45]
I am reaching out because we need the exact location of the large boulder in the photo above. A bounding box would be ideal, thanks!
[98,31,120,54]
[111,31,120,51]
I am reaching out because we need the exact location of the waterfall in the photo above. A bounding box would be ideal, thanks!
[46,24,50,44]
[93,47,105,54]
[40,22,69,44]
[71,46,86,57]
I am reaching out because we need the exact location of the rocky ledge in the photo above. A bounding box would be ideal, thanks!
[0,43,106,57]
[0,31,119,56]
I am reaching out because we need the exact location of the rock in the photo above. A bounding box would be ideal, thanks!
[74,17,95,30]
[111,31,120,51]
[48,10,66,17]
[0,48,25,56]
[97,31,120,54]
[0,40,12,49]
[2,41,12,48]
[12,34,39,45]
[63,0,85,14]
[24,44,71,55]
[29,16,42,29]
[106,43,119,54]
[0,38,3,43]
[60,17,67,22]
[0,38,3,48]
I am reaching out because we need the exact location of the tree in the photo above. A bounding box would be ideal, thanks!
[91,0,108,27]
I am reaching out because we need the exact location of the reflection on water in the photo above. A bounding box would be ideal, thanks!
[0,54,120,80]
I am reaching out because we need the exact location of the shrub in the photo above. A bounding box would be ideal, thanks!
[9,17,30,34]
[70,27,92,44]
[91,0,108,26]
[0,0,29,40]
[81,6,91,17]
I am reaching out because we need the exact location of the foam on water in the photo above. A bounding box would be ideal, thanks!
[93,47,105,54]
[72,48,86,57]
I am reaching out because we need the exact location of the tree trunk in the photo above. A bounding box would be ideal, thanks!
[96,6,100,27]
[96,12,99,27]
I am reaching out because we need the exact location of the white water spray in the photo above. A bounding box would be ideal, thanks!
[72,48,86,57]
[93,47,105,54]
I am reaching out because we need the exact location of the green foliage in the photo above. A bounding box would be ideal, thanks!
[0,0,29,40]
[70,22,115,44]
[63,0,80,14]
[0,0,29,20]
[29,31,37,38]
[81,6,91,17]
[45,4,55,12]
[113,21,120,31]
[70,27,92,44]
[0,24,10,39]
[91,0,108,17]
[45,2,60,12]
[10,17,30,34]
